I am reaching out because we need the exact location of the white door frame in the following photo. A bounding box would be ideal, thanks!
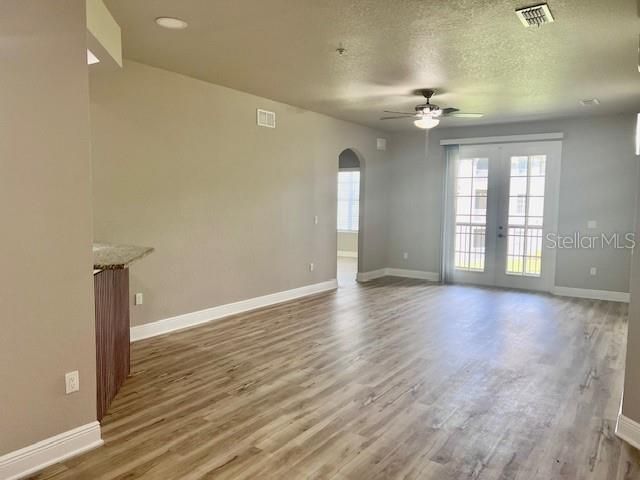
[442,136,562,293]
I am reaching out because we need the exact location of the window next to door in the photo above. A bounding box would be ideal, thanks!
[338,171,360,231]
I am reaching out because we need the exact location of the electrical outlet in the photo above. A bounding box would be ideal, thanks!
[587,220,597,229]
[403,252,409,260]
[65,371,79,394]
[309,263,314,272]
[134,292,144,305]
[590,267,597,276]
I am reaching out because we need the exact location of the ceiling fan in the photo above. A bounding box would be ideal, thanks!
[381,89,483,129]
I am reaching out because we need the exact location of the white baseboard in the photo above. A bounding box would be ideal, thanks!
[356,269,386,282]
[356,268,440,283]
[0,422,103,480]
[337,250,358,258]
[354,274,628,301]
[552,286,630,303]
[130,279,338,342]
[616,414,640,450]
[385,268,440,282]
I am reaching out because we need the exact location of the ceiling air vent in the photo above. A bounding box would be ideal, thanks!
[515,3,554,28]
[257,109,276,128]
[580,98,600,106]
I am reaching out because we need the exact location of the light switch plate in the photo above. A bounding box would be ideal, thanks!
[135,293,144,305]
[587,220,597,229]
[590,267,597,276]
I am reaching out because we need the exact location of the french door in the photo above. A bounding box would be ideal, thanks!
[444,141,561,292]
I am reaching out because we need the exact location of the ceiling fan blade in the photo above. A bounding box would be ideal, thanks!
[449,112,484,118]
[383,110,417,116]
[441,107,460,115]
[380,115,416,120]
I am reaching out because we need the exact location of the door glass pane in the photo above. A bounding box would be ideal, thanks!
[458,159,473,177]
[510,157,528,176]
[506,155,546,277]
[456,178,472,196]
[473,177,488,195]
[528,197,544,217]
[529,177,545,196]
[530,156,546,176]
[509,177,527,197]
[509,196,526,216]
[474,158,489,177]
[454,158,488,272]
[525,229,543,275]
[507,227,525,274]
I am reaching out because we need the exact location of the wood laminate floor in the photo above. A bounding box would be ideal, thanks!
[33,278,640,479]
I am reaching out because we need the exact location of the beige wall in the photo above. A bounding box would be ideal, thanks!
[387,114,639,293]
[0,1,96,454]
[387,132,435,272]
[89,60,389,327]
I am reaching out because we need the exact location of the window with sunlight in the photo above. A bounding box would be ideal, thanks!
[337,171,360,231]
[506,155,546,277]
[454,158,488,272]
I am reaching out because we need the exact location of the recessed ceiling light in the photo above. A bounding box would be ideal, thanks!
[580,98,600,106]
[87,49,99,65]
[155,17,188,29]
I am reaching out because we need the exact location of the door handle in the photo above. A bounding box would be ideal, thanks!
[498,233,505,238]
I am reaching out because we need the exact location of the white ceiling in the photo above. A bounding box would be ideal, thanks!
[105,0,640,131]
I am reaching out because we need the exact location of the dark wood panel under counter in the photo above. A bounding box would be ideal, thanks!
[94,268,129,421]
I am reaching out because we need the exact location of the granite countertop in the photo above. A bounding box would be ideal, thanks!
[93,243,154,270]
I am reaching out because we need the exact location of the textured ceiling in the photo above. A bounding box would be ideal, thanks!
[105,0,640,131]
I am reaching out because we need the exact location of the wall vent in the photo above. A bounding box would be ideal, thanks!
[515,3,554,28]
[257,109,276,128]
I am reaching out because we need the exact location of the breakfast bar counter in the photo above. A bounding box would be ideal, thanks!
[93,242,153,421]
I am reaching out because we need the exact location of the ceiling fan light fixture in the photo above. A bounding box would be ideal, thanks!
[414,116,440,129]
[381,89,482,128]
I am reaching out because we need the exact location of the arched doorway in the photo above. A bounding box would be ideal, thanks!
[337,148,363,285]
